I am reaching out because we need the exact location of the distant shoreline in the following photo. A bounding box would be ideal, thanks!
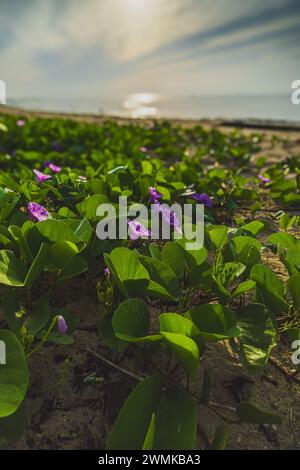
[1,104,300,133]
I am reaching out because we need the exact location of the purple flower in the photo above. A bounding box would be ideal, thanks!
[140,146,148,153]
[51,141,63,152]
[160,207,182,234]
[77,175,87,182]
[192,192,212,208]
[27,202,50,222]
[17,119,25,127]
[57,315,68,334]
[104,267,110,276]
[48,163,62,173]
[33,169,52,184]
[258,174,271,184]
[128,220,151,240]
[149,186,162,203]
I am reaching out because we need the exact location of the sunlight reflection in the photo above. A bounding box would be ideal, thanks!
[123,93,159,118]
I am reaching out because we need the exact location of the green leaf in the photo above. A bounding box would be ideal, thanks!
[36,331,74,345]
[142,413,155,450]
[217,262,245,285]
[108,375,162,450]
[56,256,88,283]
[149,244,161,260]
[1,289,24,333]
[105,248,150,298]
[287,274,300,309]
[0,402,26,448]
[201,369,212,406]
[0,330,29,417]
[49,241,79,270]
[236,403,282,424]
[63,218,92,243]
[153,388,197,450]
[159,313,200,337]
[231,280,256,299]
[161,332,199,378]
[210,425,228,450]
[8,225,33,262]
[139,255,180,301]
[287,328,300,342]
[187,303,239,342]
[99,315,127,353]
[161,242,186,278]
[268,232,300,251]
[176,239,208,270]
[0,225,15,249]
[282,250,300,275]
[0,189,19,223]
[76,194,108,221]
[209,227,228,250]
[212,275,231,303]
[250,264,289,313]
[237,303,277,369]
[24,242,49,289]
[229,236,261,260]
[241,220,266,236]
[25,298,51,335]
[35,219,82,244]
[112,299,150,341]
[0,250,26,286]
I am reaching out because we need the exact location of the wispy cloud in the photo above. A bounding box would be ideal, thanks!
[0,0,299,98]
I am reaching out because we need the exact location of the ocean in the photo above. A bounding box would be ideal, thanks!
[7,93,300,122]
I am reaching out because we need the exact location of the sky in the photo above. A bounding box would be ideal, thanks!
[0,0,299,103]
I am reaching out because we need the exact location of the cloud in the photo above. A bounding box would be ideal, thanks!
[0,0,299,99]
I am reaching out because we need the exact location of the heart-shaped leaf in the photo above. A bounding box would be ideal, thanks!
[112,298,150,341]
[108,375,162,450]
[0,250,26,286]
[105,248,150,298]
[0,330,29,418]
[153,388,197,450]
[237,303,277,369]
[187,303,239,342]
[236,403,282,424]
[161,332,199,378]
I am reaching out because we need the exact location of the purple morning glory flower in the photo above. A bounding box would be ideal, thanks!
[149,186,162,203]
[27,202,50,222]
[33,169,52,184]
[158,205,182,234]
[192,192,213,208]
[258,175,271,184]
[17,119,25,127]
[57,315,68,334]
[48,163,62,173]
[128,220,151,240]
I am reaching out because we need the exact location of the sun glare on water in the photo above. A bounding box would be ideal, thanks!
[123,93,159,118]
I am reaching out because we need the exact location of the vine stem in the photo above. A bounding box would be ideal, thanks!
[87,348,145,381]
[27,315,59,358]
